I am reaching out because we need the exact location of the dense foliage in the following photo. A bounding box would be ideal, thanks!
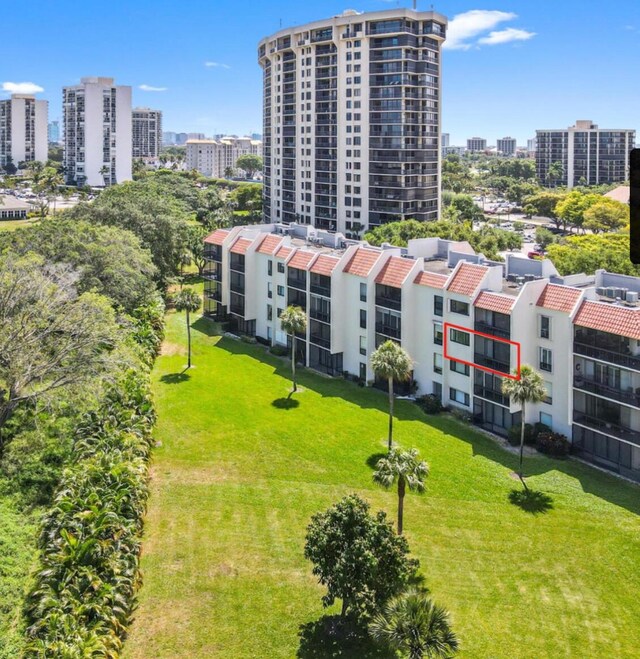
[546,234,640,276]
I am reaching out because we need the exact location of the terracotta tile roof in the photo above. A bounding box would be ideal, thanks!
[414,271,448,288]
[474,291,515,315]
[604,186,630,204]
[287,250,316,271]
[574,301,640,340]
[310,254,340,276]
[446,263,488,296]
[343,248,381,277]
[256,234,283,255]
[536,284,583,313]
[275,245,294,260]
[375,256,415,288]
[204,228,230,245]
[229,237,253,255]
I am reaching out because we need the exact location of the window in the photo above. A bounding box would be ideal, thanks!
[433,381,442,398]
[434,295,443,317]
[360,309,367,329]
[433,353,442,374]
[277,262,285,273]
[539,412,553,429]
[277,285,285,297]
[267,304,273,321]
[360,283,367,302]
[450,299,469,315]
[543,381,552,404]
[277,307,283,318]
[434,324,443,345]
[268,260,273,276]
[267,282,273,299]
[450,360,470,376]
[539,315,551,339]
[450,328,470,346]
[360,336,367,356]
[359,362,367,380]
[450,388,470,407]
[539,347,552,372]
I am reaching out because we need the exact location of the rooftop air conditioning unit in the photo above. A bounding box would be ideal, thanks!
[516,276,525,287]
[524,274,536,282]
[625,291,639,304]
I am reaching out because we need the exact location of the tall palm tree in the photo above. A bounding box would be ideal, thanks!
[502,365,547,483]
[546,161,564,188]
[370,340,412,451]
[279,305,307,393]
[370,589,459,659]
[373,446,428,535]
[174,288,201,369]
[99,165,110,187]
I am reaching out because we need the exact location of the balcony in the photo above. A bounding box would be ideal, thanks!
[310,307,330,323]
[573,412,638,445]
[573,376,640,406]
[474,385,509,407]
[204,289,222,302]
[573,342,640,371]
[229,302,245,316]
[474,321,511,340]
[474,354,510,374]
[375,322,401,339]
[310,333,331,349]
[375,294,401,312]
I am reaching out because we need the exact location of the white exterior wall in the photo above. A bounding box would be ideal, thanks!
[0,95,48,166]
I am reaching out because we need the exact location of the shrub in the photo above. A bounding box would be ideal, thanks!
[449,407,472,423]
[240,334,257,344]
[533,422,552,440]
[507,423,534,446]
[415,394,443,415]
[269,344,288,357]
[536,431,571,457]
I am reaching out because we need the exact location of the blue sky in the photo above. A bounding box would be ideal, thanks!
[3,0,639,144]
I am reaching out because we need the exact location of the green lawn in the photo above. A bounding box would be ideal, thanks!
[125,304,640,658]
[0,218,40,232]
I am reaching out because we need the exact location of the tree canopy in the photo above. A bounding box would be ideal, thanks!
[545,234,640,276]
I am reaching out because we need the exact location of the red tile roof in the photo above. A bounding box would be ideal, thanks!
[310,254,340,276]
[446,263,488,296]
[574,301,640,340]
[375,256,415,288]
[536,284,583,313]
[256,234,283,255]
[229,237,253,255]
[288,250,316,271]
[275,245,294,260]
[204,228,230,245]
[474,291,515,315]
[414,271,448,289]
[343,248,381,277]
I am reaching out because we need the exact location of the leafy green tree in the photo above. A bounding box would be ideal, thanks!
[370,589,459,659]
[505,181,540,206]
[546,161,564,188]
[522,192,567,228]
[583,198,629,233]
[502,365,547,483]
[555,191,601,232]
[304,494,418,622]
[534,227,557,250]
[373,447,429,535]
[545,234,640,276]
[185,225,208,275]
[371,340,413,451]
[279,306,307,393]
[523,204,537,219]
[235,154,263,179]
[174,288,201,368]
[442,192,484,223]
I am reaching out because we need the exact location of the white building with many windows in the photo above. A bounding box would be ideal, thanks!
[0,94,48,167]
[132,107,162,159]
[203,222,640,482]
[258,8,447,235]
[186,136,263,178]
[496,137,517,157]
[63,77,132,187]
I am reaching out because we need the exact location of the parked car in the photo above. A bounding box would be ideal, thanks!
[528,250,545,259]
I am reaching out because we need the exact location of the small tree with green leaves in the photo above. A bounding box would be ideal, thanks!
[174,288,201,368]
[371,340,413,451]
[279,305,307,393]
[373,446,429,535]
[235,154,263,179]
[370,589,459,659]
[502,365,547,483]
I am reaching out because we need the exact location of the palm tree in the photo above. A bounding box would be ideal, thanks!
[501,365,547,483]
[373,446,428,535]
[99,165,110,187]
[174,288,201,368]
[546,161,564,188]
[279,305,307,393]
[370,589,459,659]
[370,340,412,451]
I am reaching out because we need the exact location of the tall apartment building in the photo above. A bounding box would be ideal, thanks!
[258,8,447,234]
[441,132,450,147]
[203,222,640,482]
[466,137,487,152]
[527,137,537,156]
[0,94,48,167]
[536,120,635,188]
[496,137,516,157]
[62,77,132,187]
[163,131,177,145]
[132,108,162,159]
[48,120,61,145]
[186,136,263,178]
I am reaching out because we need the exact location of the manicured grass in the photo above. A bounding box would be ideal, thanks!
[125,304,640,658]
[0,218,40,232]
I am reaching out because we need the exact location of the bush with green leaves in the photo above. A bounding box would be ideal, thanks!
[507,423,534,447]
[416,394,444,415]
[536,432,571,458]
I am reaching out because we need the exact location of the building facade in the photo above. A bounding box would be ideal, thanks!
[496,137,516,157]
[63,77,132,187]
[132,107,162,159]
[203,222,640,482]
[536,120,635,188]
[258,8,447,234]
[0,94,48,167]
[466,137,487,152]
[441,132,450,147]
[186,136,263,178]
[48,120,61,145]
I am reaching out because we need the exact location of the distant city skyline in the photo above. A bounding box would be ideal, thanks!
[2,0,639,143]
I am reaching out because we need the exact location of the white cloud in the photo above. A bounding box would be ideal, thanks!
[443,10,516,50]
[204,61,231,69]
[477,27,536,46]
[139,84,167,92]
[2,81,44,94]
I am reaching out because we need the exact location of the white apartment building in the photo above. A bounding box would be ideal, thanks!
[258,8,447,235]
[536,120,635,188]
[466,137,487,152]
[527,137,537,156]
[186,136,263,178]
[132,107,162,159]
[203,222,640,482]
[496,137,517,157]
[62,77,132,187]
[0,94,48,167]
[441,132,450,147]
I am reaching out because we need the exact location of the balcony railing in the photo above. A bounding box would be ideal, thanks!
[474,354,510,374]
[474,385,509,407]
[375,295,401,311]
[287,276,306,290]
[310,308,330,323]
[229,303,245,316]
[310,284,331,297]
[376,322,401,339]
[474,321,511,340]
[204,289,222,302]
[573,412,638,445]
[573,342,640,371]
[573,376,640,406]
[310,333,331,349]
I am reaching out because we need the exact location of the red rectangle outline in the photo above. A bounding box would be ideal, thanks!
[443,322,521,380]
